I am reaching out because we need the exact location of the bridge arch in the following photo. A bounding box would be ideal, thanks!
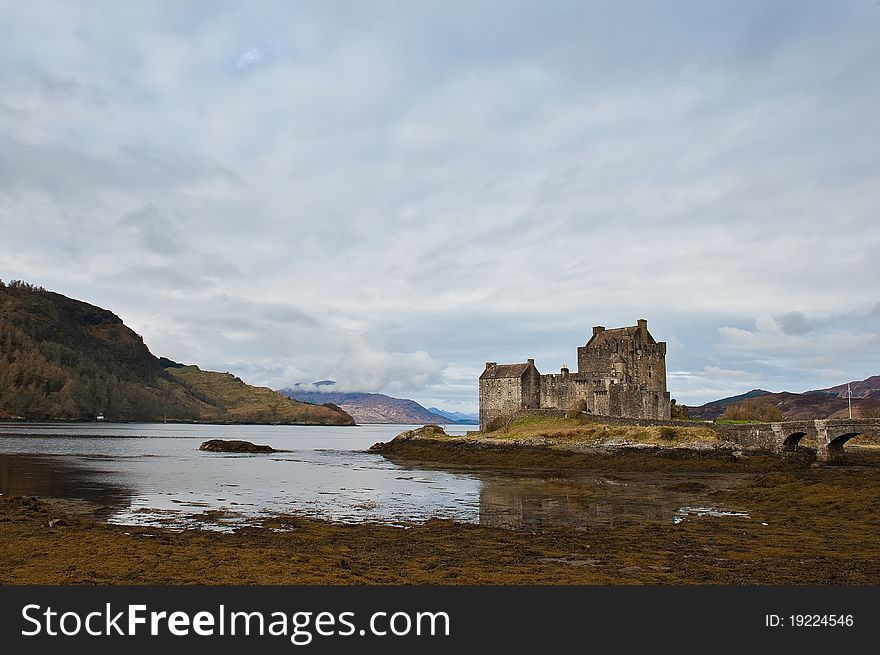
[782,432,808,451]
[826,432,867,459]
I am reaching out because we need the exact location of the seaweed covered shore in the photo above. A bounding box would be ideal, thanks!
[368,422,789,472]
[2,419,879,585]
[369,419,880,471]
[3,453,880,585]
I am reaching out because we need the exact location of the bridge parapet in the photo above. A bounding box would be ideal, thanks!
[813,419,880,462]
[765,419,880,462]
[822,418,880,430]
[715,419,880,462]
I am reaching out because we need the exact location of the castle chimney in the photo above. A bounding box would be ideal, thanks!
[527,358,535,367]
[637,319,647,340]
[486,362,497,369]
[561,363,569,377]
[592,326,605,337]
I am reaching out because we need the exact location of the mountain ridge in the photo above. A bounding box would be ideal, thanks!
[427,407,479,424]
[686,375,880,420]
[277,388,462,424]
[0,280,354,425]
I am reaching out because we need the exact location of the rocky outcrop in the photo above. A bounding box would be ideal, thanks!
[368,424,448,451]
[199,439,276,453]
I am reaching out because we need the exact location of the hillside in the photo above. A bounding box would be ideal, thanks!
[684,389,771,420]
[169,366,354,425]
[0,281,354,425]
[687,374,880,420]
[819,375,880,400]
[278,388,450,424]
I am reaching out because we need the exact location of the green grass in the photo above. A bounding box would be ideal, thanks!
[432,416,722,446]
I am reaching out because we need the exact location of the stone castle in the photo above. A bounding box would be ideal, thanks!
[479,319,671,427]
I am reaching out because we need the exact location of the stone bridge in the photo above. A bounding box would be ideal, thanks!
[723,419,880,462]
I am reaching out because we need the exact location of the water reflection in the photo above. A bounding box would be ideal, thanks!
[0,424,751,531]
[476,472,747,530]
[0,454,134,518]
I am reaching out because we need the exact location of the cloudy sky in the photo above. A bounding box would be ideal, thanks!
[1,1,879,412]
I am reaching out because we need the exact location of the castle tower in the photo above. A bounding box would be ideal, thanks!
[478,359,541,428]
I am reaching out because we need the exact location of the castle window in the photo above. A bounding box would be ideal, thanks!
[648,365,653,379]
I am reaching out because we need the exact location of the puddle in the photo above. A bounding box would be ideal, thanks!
[672,506,750,524]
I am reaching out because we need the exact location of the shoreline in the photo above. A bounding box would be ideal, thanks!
[3,444,880,584]
[367,424,807,473]
[0,418,360,427]
[2,421,879,585]
[369,421,880,472]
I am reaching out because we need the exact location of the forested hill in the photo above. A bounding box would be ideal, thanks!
[0,281,354,425]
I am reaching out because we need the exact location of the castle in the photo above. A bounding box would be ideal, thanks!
[479,319,671,428]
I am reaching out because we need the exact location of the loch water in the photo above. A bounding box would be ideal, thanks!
[0,422,751,530]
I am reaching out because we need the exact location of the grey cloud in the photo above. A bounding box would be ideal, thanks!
[115,264,205,292]
[0,133,240,201]
[2,2,879,411]
[776,306,880,337]
[26,70,108,111]
[120,205,185,255]
[776,311,815,336]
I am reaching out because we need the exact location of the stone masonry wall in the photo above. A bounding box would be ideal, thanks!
[608,385,671,420]
[539,373,592,411]
[521,366,542,411]
[479,377,523,428]
[577,339,667,392]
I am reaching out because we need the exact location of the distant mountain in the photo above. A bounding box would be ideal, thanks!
[818,376,880,400]
[0,281,354,425]
[687,375,880,421]
[278,388,451,424]
[427,407,479,424]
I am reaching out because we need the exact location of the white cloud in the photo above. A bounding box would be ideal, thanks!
[712,313,880,389]
[2,1,879,411]
[701,366,761,380]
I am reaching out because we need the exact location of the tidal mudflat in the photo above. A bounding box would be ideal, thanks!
[2,420,878,584]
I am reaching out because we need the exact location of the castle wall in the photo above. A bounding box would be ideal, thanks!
[630,344,667,393]
[607,385,671,420]
[538,373,670,420]
[539,372,586,411]
[521,367,541,411]
[479,377,522,428]
[577,340,667,392]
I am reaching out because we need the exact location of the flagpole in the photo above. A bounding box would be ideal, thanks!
[848,382,852,419]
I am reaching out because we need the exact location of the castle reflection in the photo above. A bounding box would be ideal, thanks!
[476,473,738,530]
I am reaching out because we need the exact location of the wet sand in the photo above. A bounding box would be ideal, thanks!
[2,442,879,584]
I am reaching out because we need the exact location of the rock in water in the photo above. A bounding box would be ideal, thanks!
[199,439,276,453]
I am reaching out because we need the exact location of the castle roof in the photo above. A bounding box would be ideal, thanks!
[480,362,532,379]
[586,324,655,348]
